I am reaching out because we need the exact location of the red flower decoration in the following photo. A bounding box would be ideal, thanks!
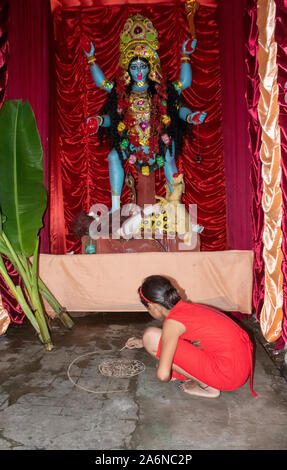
[115,75,169,162]
[184,38,196,53]
[87,117,99,135]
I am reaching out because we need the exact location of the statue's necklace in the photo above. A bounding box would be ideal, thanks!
[130,90,151,114]
[136,80,147,88]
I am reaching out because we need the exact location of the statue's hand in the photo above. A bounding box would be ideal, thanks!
[86,116,101,135]
[182,38,197,55]
[81,36,95,57]
[187,111,207,125]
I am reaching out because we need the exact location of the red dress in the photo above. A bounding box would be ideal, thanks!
[156,300,257,396]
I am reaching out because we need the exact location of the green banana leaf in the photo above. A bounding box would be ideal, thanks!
[0,100,47,257]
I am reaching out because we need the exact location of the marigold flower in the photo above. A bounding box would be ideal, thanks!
[117,121,126,133]
[162,114,171,126]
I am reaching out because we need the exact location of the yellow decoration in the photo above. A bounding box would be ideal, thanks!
[185,0,200,39]
[119,14,162,83]
[129,90,151,146]
[162,114,171,126]
[117,121,126,132]
[87,55,96,66]
[141,165,150,176]
[101,78,114,91]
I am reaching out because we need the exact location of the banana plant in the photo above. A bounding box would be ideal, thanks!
[0,100,73,350]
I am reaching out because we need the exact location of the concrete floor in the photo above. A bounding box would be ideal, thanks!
[0,311,287,451]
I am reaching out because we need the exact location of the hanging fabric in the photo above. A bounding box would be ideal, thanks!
[257,0,284,342]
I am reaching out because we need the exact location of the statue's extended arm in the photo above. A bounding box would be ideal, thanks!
[173,38,197,93]
[172,39,206,125]
[82,39,114,93]
[81,38,113,134]
[179,106,206,125]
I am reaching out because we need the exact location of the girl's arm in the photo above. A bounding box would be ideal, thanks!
[157,319,186,382]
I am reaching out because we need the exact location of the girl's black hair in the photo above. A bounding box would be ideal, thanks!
[139,275,181,310]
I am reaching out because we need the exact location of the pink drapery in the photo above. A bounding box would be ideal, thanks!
[50,0,218,14]
[275,0,287,344]
[218,0,253,250]
[0,0,25,326]
[6,0,51,254]
[244,0,265,320]
[0,0,51,326]
[245,0,286,346]
[0,0,8,110]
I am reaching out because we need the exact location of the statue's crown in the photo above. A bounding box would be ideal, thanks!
[120,14,159,54]
[119,14,161,81]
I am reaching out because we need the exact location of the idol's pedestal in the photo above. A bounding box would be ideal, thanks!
[38,250,254,315]
[44,176,253,316]
[81,234,200,254]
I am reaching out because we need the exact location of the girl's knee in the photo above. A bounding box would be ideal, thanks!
[142,327,161,356]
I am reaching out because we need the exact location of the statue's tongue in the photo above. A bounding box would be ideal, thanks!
[137,74,142,80]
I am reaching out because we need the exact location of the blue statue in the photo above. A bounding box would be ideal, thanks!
[83,14,206,213]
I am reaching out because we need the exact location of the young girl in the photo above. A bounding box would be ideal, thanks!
[125,275,257,398]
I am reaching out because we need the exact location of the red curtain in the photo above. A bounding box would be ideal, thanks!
[50,0,219,14]
[0,0,25,324]
[275,0,287,344]
[0,0,8,111]
[6,0,51,254]
[50,1,227,254]
[244,0,265,319]
[218,0,253,250]
[1,0,51,324]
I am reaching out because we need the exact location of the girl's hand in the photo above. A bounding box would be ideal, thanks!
[125,337,144,349]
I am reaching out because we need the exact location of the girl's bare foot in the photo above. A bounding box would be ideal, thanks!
[179,379,220,398]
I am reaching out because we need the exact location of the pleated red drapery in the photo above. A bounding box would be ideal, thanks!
[275,0,287,343]
[50,1,227,254]
[0,0,8,111]
[0,0,25,325]
[244,0,265,320]
[6,0,51,254]
[218,0,253,251]
[50,0,219,14]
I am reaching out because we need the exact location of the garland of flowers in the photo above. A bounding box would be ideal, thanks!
[115,74,172,174]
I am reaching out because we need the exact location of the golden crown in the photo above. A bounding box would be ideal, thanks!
[119,14,162,82]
